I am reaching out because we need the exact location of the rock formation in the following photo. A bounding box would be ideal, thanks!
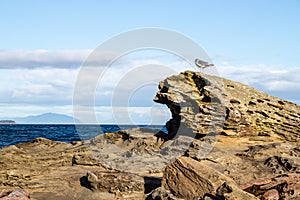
[1,129,299,199]
[0,70,299,199]
[154,70,300,142]
[0,138,117,200]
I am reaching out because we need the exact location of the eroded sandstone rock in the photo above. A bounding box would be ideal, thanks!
[154,70,300,142]
[0,138,115,200]
[85,129,193,173]
[240,173,300,199]
[162,156,257,199]
[146,187,183,200]
[0,189,30,200]
[83,171,144,194]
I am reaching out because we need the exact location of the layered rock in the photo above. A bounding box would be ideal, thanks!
[186,139,300,185]
[83,171,144,193]
[2,133,299,199]
[84,129,193,173]
[240,173,300,199]
[154,70,300,142]
[0,138,115,200]
[161,156,257,199]
[0,130,180,199]
[1,70,300,200]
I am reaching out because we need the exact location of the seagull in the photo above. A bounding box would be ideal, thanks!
[195,58,214,71]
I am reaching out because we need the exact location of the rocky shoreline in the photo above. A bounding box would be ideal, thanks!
[0,71,299,199]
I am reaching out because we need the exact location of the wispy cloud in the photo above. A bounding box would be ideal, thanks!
[218,64,300,104]
[0,51,193,106]
[0,49,111,69]
[0,68,78,105]
[74,105,170,124]
[1,49,299,122]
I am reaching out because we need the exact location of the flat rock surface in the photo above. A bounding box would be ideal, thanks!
[0,138,117,200]
[1,132,299,199]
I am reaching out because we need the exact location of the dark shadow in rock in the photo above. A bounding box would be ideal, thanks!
[144,176,162,194]
[203,193,224,200]
[154,130,168,142]
[155,117,195,142]
[202,182,232,200]
[80,176,92,190]
[164,118,180,141]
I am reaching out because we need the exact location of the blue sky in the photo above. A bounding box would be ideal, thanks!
[1,0,299,66]
[0,0,299,123]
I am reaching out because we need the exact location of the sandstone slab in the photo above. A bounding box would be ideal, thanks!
[162,156,257,199]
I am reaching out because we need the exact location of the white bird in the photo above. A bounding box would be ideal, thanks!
[195,58,214,71]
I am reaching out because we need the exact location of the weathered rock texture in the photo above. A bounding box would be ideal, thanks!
[154,70,300,142]
[84,170,144,193]
[0,138,117,200]
[0,189,30,200]
[1,70,300,200]
[161,156,257,200]
[240,173,300,199]
[85,129,193,173]
[0,130,178,200]
[186,139,300,185]
[2,133,299,199]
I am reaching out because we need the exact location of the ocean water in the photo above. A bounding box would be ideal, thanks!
[0,124,165,148]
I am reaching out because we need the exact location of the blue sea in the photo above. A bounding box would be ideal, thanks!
[0,124,165,149]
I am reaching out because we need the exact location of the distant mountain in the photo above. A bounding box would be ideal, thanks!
[0,120,16,124]
[13,113,80,124]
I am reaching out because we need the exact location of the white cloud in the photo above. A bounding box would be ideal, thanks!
[0,50,193,107]
[269,70,289,74]
[1,48,298,123]
[0,103,171,125]
[0,49,121,69]
[0,68,79,105]
[75,51,196,107]
[73,105,170,125]
[218,64,300,103]
[264,80,300,91]
[0,50,191,122]
[0,104,74,118]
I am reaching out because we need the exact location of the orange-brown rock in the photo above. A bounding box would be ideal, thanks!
[240,173,300,199]
[161,156,257,199]
[154,70,300,142]
[0,189,30,200]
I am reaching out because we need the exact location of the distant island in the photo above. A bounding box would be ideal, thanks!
[1,113,80,124]
[0,120,16,124]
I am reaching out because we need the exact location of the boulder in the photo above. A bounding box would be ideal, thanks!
[146,187,183,200]
[0,189,30,200]
[83,171,144,194]
[162,156,257,199]
[240,173,300,199]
